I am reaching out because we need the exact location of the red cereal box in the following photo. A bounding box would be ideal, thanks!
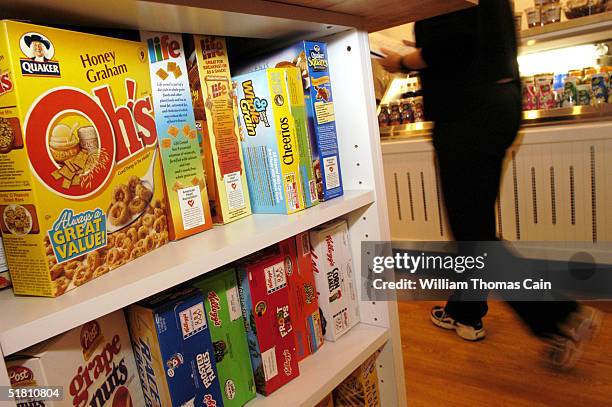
[278,233,323,361]
[237,253,300,395]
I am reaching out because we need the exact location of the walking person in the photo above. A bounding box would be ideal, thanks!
[379,0,602,370]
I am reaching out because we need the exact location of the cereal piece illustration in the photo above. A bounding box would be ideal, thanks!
[182,124,191,136]
[167,125,179,137]
[173,66,182,78]
[167,61,177,73]
[156,67,169,80]
[162,138,172,149]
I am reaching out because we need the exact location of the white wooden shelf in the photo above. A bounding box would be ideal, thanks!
[0,190,374,356]
[247,323,389,407]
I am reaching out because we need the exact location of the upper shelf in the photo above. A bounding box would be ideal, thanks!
[0,189,374,356]
[519,11,612,54]
[3,0,476,39]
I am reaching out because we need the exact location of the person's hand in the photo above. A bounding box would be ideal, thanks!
[379,48,403,73]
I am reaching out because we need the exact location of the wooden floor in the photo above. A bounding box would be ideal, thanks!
[398,301,612,407]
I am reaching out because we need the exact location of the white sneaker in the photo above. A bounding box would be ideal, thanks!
[430,306,486,341]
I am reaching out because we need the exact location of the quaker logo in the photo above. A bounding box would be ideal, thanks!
[19,32,61,77]
[80,320,103,359]
[307,44,328,71]
[8,366,36,387]
[239,80,269,136]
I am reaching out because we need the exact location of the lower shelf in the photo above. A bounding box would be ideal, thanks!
[246,323,389,407]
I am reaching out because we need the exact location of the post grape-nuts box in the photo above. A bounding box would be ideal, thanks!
[5,310,145,407]
[126,288,224,407]
[234,41,343,201]
[309,219,359,341]
[192,268,256,407]
[141,31,213,240]
[278,233,323,361]
[237,253,300,395]
[0,21,169,297]
[234,68,305,214]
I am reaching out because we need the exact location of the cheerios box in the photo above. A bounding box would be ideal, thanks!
[236,253,300,395]
[126,287,224,407]
[192,268,256,407]
[5,310,145,407]
[185,35,252,225]
[141,31,213,240]
[0,20,169,297]
[234,68,305,214]
[234,41,343,201]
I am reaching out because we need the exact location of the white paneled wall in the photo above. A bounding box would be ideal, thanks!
[381,122,612,243]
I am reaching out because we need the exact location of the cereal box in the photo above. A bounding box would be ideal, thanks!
[234,68,305,214]
[5,310,145,407]
[332,353,380,407]
[235,41,343,201]
[192,268,256,407]
[141,31,213,240]
[236,253,300,395]
[126,287,224,407]
[185,35,251,224]
[309,219,359,341]
[0,235,10,289]
[0,21,169,297]
[315,393,335,407]
[277,233,323,361]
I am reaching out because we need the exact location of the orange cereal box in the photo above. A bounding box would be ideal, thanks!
[0,21,169,297]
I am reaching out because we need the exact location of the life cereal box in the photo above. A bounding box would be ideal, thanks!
[236,253,300,395]
[141,31,213,240]
[126,287,224,407]
[277,233,323,361]
[333,353,380,407]
[185,35,251,225]
[192,268,257,407]
[0,21,169,297]
[234,41,343,201]
[5,310,146,407]
[309,219,359,341]
[234,68,305,214]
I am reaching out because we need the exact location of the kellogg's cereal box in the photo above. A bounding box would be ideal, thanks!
[236,253,300,395]
[141,31,213,240]
[332,353,380,407]
[5,310,145,407]
[277,233,323,361]
[192,268,256,407]
[309,219,359,341]
[235,41,343,201]
[185,35,251,225]
[0,21,169,297]
[126,287,224,407]
[234,68,305,214]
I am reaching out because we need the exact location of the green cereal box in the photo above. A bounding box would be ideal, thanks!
[193,268,256,406]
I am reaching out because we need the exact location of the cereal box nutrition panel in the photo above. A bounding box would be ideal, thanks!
[5,310,145,407]
[235,40,343,201]
[0,21,169,297]
[186,35,251,225]
[142,31,213,240]
[234,68,305,214]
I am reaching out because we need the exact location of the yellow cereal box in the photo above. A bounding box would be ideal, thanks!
[0,21,169,297]
[185,35,252,224]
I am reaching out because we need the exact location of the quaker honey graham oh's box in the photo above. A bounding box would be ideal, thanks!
[0,21,169,297]
[141,31,213,239]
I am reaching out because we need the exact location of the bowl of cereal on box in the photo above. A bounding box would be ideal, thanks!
[49,123,81,163]
[0,117,15,154]
[3,204,32,235]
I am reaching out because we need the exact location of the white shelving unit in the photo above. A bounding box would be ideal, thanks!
[0,1,470,405]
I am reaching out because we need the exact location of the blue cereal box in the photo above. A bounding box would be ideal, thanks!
[126,288,225,407]
[233,68,305,214]
[234,41,343,201]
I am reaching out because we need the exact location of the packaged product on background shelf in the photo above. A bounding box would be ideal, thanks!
[283,66,319,208]
[141,31,213,239]
[277,233,324,361]
[126,288,224,407]
[192,268,257,407]
[315,393,335,407]
[236,253,300,395]
[0,235,10,289]
[521,77,538,110]
[536,73,555,109]
[332,353,380,407]
[185,35,251,224]
[309,219,359,341]
[234,40,344,202]
[0,21,169,297]
[5,310,145,407]
[234,68,305,214]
